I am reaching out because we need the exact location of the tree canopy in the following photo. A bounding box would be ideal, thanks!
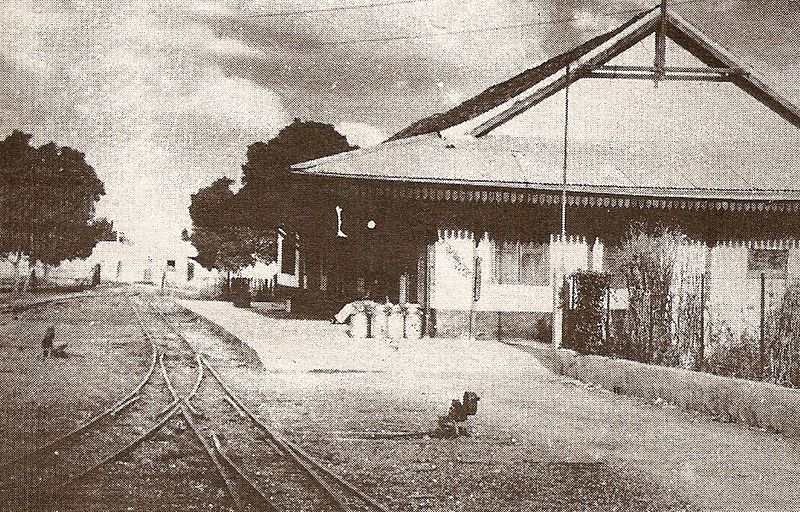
[189,177,271,272]
[241,119,355,188]
[0,130,110,287]
[188,120,356,272]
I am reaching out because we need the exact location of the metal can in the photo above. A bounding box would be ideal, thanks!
[349,303,369,338]
[371,303,391,339]
[404,303,423,339]
[388,304,404,339]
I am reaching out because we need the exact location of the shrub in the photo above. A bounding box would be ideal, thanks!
[705,326,761,381]
[563,271,610,356]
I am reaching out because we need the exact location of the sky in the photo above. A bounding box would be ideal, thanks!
[1,0,799,247]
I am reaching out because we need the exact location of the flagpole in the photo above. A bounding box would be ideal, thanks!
[561,63,570,236]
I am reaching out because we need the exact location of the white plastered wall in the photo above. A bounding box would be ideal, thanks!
[430,229,591,313]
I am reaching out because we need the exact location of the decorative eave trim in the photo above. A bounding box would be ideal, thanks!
[302,175,800,213]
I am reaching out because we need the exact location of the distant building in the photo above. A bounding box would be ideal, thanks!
[0,236,278,298]
[82,238,278,295]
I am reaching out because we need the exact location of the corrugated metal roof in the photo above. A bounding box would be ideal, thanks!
[292,134,800,201]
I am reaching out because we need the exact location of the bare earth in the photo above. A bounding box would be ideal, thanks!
[2,289,799,510]
[0,291,150,463]
[182,299,800,511]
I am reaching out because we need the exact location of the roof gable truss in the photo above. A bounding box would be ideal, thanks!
[467,8,800,137]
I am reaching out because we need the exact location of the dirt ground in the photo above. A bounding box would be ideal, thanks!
[0,289,239,511]
[5,288,800,510]
[182,300,695,510]
[0,291,150,463]
[182,298,800,511]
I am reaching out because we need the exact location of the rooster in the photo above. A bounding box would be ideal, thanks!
[438,391,480,437]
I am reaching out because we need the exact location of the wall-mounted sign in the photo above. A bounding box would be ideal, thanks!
[335,205,347,238]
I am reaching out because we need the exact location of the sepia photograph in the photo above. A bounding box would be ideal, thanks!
[1,0,800,509]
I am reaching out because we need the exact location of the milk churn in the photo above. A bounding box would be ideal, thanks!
[388,304,405,339]
[372,303,391,339]
[405,303,423,339]
[349,302,369,338]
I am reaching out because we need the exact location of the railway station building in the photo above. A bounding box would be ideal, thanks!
[279,6,800,342]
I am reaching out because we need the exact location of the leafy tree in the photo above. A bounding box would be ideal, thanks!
[188,120,356,279]
[93,217,117,242]
[241,118,356,187]
[188,178,274,273]
[0,130,107,291]
[238,119,357,231]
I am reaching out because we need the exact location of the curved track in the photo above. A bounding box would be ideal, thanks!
[0,292,390,511]
[0,295,172,509]
[150,299,390,511]
[0,294,234,510]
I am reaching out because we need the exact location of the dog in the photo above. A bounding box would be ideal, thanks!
[41,325,55,359]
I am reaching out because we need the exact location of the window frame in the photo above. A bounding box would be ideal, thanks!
[492,240,550,286]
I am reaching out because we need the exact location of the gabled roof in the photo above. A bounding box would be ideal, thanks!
[292,7,800,205]
[388,6,800,140]
[387,7,658,141]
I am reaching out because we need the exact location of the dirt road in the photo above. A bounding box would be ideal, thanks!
[4,289,797,510]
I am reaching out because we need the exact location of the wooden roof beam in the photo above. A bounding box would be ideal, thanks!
[585,71,729,82]
[469,9,661,137]
[592,64,746,75]
[665,10,800,129]
[469,8,800,137]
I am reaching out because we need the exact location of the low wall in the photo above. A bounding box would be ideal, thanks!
[552,348,800,437]
[434,309,551,340]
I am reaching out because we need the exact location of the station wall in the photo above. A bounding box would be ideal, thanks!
[430,230,800,343]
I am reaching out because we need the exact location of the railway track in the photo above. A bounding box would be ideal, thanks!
[0,292,390,511]
[0,295,175,510]
[150,298,390,512]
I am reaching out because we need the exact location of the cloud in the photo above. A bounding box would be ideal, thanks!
[335,122,389,148]
[0,1,289,246]
[1,0,797,249]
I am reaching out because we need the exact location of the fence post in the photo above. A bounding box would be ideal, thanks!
[605,287,611,346]
[760,272,766,380]
[647,291,654,363]
[497,310,502,342]
[698,273,705,371]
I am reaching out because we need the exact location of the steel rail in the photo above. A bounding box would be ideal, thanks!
[202,354,390,511]
[159,353,179,401]
[280,436,391,512]
[3,291,93,314]
[179,401,248,511]
[53,400,181,494]
[5,287,133,315]
[200,355,385,512]
[150,301,199,353]
[155,299,388,511]
[158,351,201,416]
[199,355,287,455]
[0,297,159,473]
[137,298,201,416]
[189,352,204,401]
[156,398,181,418]
[210,430,280,512]
[148,301,204,408]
